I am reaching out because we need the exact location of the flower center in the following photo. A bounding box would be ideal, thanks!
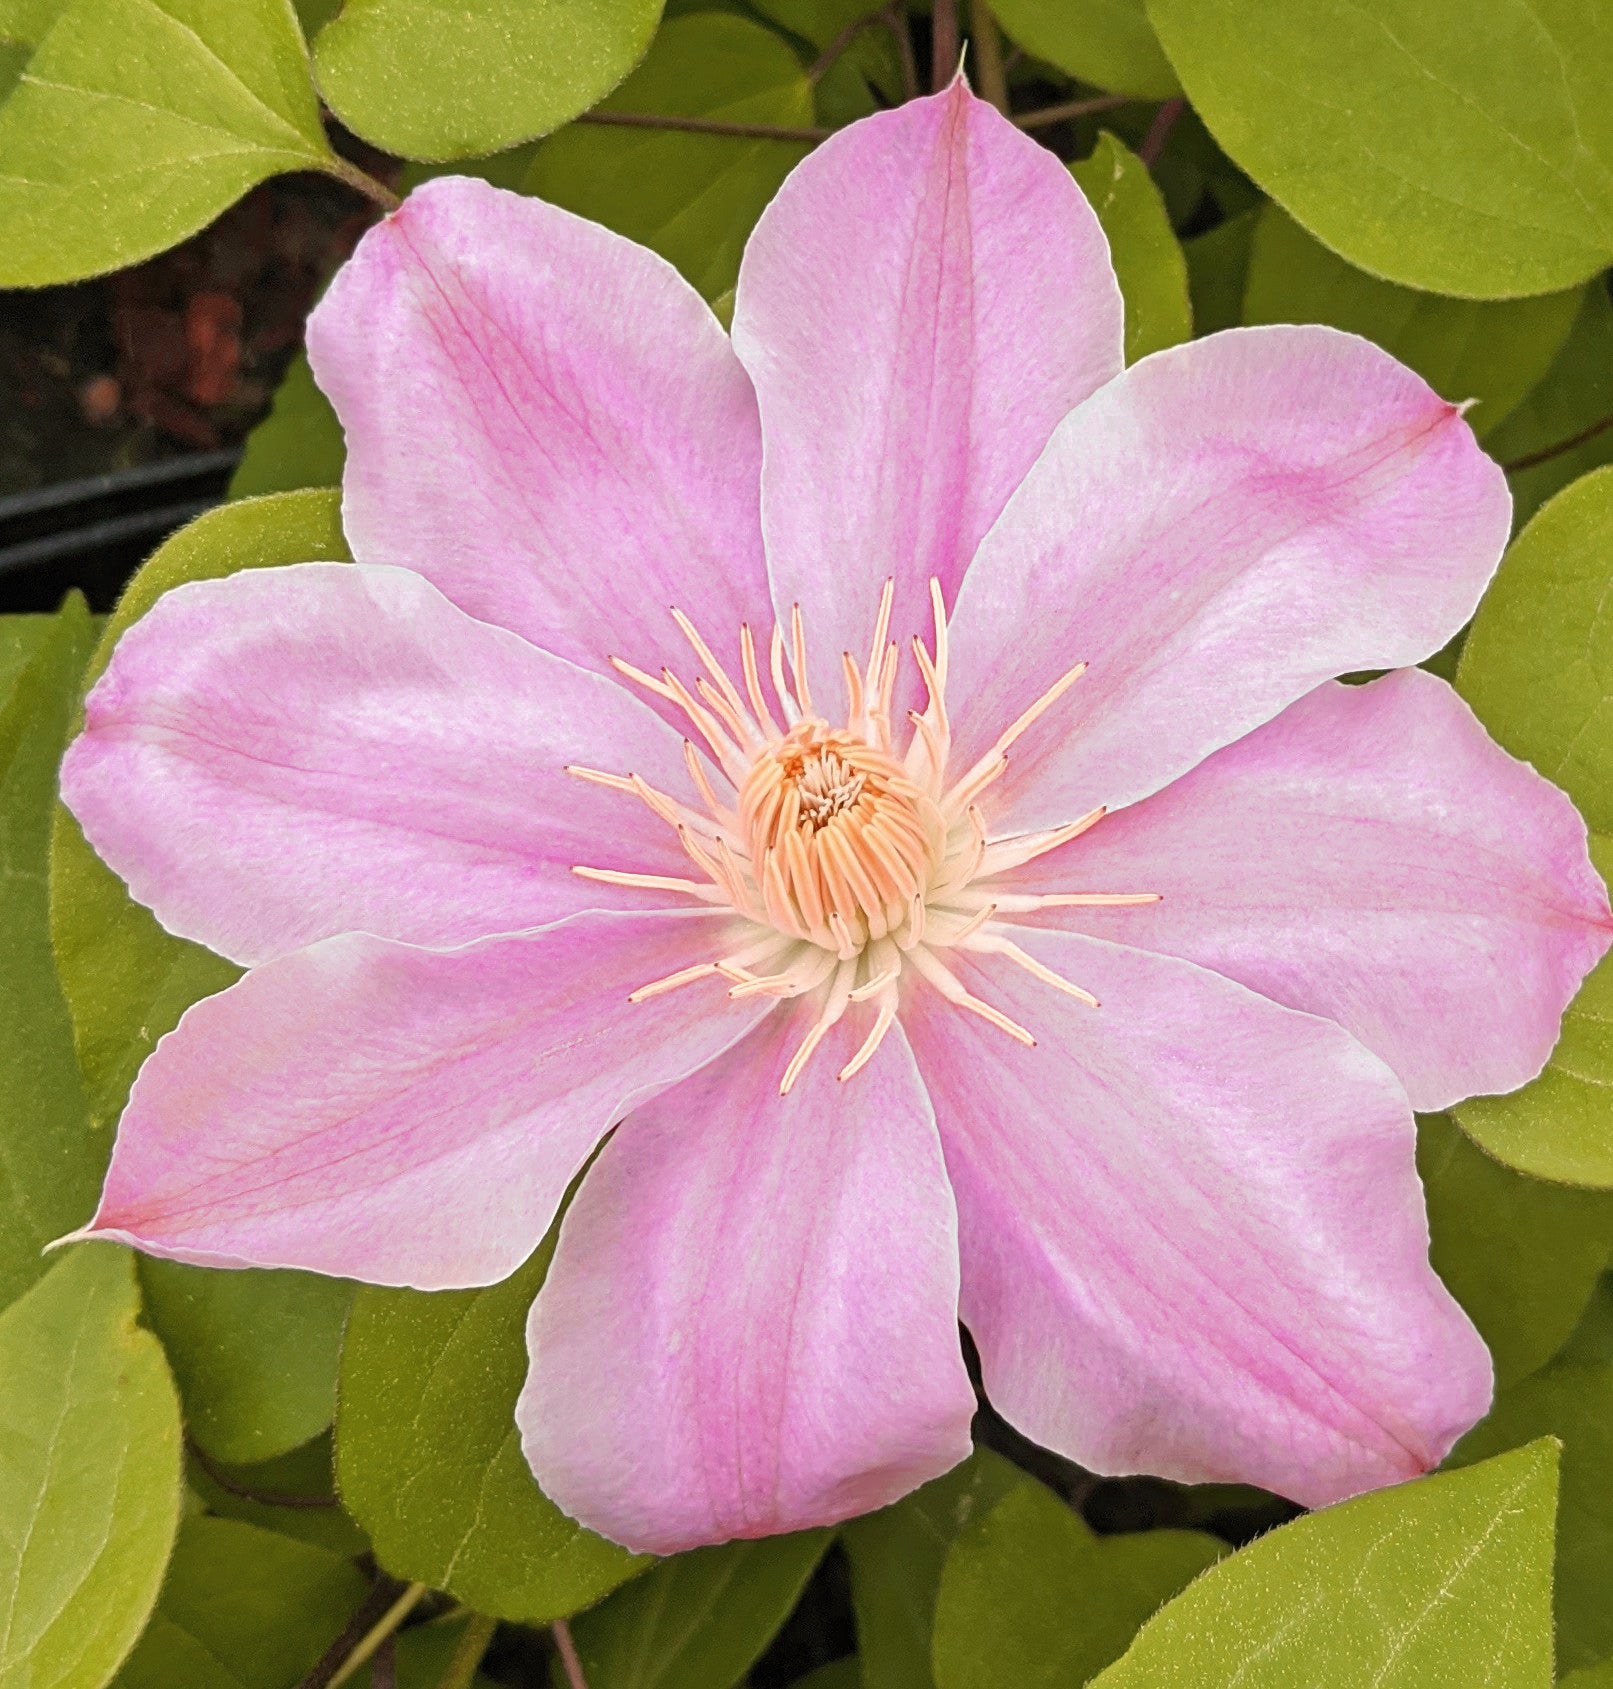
[740,727,942,949]
[568,582,1160,1094]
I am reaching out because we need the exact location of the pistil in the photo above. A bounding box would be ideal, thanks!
[570,583,1160,1091]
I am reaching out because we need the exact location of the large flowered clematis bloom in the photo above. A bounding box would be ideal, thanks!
[64,82,1611,1554]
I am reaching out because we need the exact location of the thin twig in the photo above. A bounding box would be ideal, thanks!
[552,1619,590,1689]
[323,155,401,214]
[438,1613,498,1689]
[187,1434,339,1510]
[884,4,922,101]
[298,1579,411,1689]
[967,0,1009,112]
[808,4,886,84]
[1503,409,1613,473]
[1013,93,1130,130]
[575,110,832,142]
[327,1584,429,1689]
[931,0,959,92]
[1139,94,1186,166]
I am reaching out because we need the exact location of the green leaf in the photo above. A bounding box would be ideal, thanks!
[1071,132,1192,364]
[311,0,664,161]
[0,1246,182,1689]
[1486,282,1613,531]
[1563,1665,1613,1689]
[523,13,813,307]
[0,602,105,1311]
[110,1516,366,1689]
[1182,207,1256,338]
[933,1476,1223,1689]
[0,0,65,100]
[568,1529,832,1689]
[990,0,1179,98]
[841,1448,1021,1689]
[228,351,345,500]
[1451,474,1613,1185]
[185,1433,370,1557]
[1144,0,1613,298]
[49,490,349,1129]
[138,1258,355,1464]
[1090,1441,1559,1687]
[1450,1323,1613,1671]
[0,0,338,288]
[1241,205,1582,437]
[1419,1113,1613,1389]
[749,0,903,105]
[336,1239,641,1622]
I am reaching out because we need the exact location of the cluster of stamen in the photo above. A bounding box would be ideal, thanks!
[569,580,1159,1094]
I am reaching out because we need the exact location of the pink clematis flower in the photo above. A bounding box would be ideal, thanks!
[64,82,1611,1554]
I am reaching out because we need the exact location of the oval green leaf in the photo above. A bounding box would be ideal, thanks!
[1419,1113,1613,1389]
[1071,132,1192,364]
[0,601,105,1311]
[1451,1293,1613,1672]
[933,1475,1223,1689]
[110,1515,367,1689]
[841,1448,1029,1689]
[0,1246,182,1689]
[0,0,337,287]
[336,1240,641,1622]
[138,1257,355,1464]
[523,13,813,308]
[1486,283,1613,532]
[312,0,663,161]
[991,0,1179,98]
[1090,1440,1559,1687]
[569,1529,832,1689]
[1145,0,1613,298]
[228,351,345,500]
[1242,205,1582,436]
[49,490,348,1129]
[1453,472,1613,1185]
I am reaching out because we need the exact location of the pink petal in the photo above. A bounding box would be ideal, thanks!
[80,911,767,1288]
[520,1007,975,1553]
[731,79,1122,708]
[902,928,1491,1508]
[306,176,771,682]
[944,325,1512,832]
[1000,670,1613,1111]
[61,563,697,967]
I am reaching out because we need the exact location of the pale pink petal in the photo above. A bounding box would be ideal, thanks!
[520,1007,975,1553]
[306,175,770,681]
[61,563,698,967]
[731,79,1122,708]
[902,928,1491,1508]
[80,911,767,1288]
[998,671,1613,1111]
[944,326,1512,831]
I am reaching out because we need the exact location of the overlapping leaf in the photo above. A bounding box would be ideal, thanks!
[1146,0,1613,298]
[1090,1442,1559,1686]
[336,1240,642,1623]
[0,1246,182,1689]
[0,0,339,287]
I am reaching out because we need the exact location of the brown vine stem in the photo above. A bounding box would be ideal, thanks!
[1014,93,1131,131]
[186,1434,340,1509]
[809,3,892,84]
[324,155,402,214]
[1502,409,1613,473]
[886,3,922,101]
[575,110,833,142]
[298,1578,412,1689]
[931,0,960,92]
[552,1619,590,1689]
[1139,94,1186,166]
[438,1613,499,1689]
[326,1584,428,1689]
[967,0,1009,112]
